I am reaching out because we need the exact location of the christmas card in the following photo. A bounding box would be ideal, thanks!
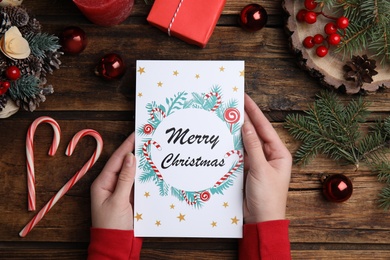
[134,60,245,238]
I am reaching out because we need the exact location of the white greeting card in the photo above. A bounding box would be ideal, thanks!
[134,60,244,238]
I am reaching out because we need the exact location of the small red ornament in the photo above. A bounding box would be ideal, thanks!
[328,33,341,45]
[95,53,126,80]
[59,26,87,55]
[322,174,353,202]
[296,9,307,22]
[5,66,21,80]
[239,4,268,32]
[304,0,318,10]
[324,22,338,35]
[313,34,324,44]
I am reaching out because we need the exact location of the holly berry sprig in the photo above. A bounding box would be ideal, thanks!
[296,0,349,58]
[0,66,21,95]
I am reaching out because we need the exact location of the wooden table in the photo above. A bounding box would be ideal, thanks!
[1,0,390,259]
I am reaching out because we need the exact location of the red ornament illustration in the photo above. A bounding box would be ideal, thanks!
[143,124,154,134]
[200,190,211,202]
[224,107,240,132]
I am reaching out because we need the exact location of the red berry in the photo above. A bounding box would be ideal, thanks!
[296,9,307,22]
[59,26,87,55]
[5,66,21,80]
[303,36,315,48]
[313,34,324,44]
[337,16,349,29]
[0,81,10,95]
[316,46,328,57]
[304,11,317,24]
[304,0,318,10]
[324,22,337,35]
[328,33,341,45]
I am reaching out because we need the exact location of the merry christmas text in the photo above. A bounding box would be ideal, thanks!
[165,127,220,149]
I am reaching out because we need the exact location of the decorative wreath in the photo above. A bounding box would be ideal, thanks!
[0,4,62,118]
[136,86,244,208]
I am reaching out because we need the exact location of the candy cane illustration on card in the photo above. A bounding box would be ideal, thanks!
[135,60,245,238]
[20,128,103,237]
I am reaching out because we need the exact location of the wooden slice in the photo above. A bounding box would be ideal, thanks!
[282,1,390,94]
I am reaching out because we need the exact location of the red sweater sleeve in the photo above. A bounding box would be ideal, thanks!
[88,228,143,260]
[238,220,291,260]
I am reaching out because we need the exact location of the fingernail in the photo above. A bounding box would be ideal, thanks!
[242,122,254,135]
[126,152,135,167]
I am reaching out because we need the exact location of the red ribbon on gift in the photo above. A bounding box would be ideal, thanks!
[168,0,184,36]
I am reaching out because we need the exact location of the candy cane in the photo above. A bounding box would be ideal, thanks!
[26,116,61,211]
[150,108,166,120]
[181,190,197,205]
[214,150,243,187]
[143,140,163,180]
[19,129,103,237]
[204,92,222,112]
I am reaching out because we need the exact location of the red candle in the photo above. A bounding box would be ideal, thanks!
[73,0,134,26]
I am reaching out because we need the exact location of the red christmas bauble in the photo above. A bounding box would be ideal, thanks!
[59,26,87,55]
[95,53,126,80]
[239,4,268,32]
[322,174,353,202]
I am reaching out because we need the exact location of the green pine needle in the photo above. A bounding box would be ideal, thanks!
[25,32,61,58]
[7,75,40,101]
[285,90,390,209]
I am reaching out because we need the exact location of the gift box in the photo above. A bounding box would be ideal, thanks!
[147,0,226,48]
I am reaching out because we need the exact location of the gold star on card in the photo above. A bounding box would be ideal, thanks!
[138,67,145,74]
[155,220,161,226]
[138,92,143,97]
[157,81,163,87]
[223,202,229,208]
[233,86,238,92]
[231,216,239,225]
[240,70,245,77]
[177,213,185,222]
[211,221,217,227]
[144,192,150,198]
[195,74,200,79]
[219,66,225,72]
[170,204,175,209]
[173,70,179,76]
[135,213,143,221]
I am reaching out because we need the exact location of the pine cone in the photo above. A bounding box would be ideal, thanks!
[0,11,11,34]
[41,50,63,75]
[2,6,29,27]
[0,94,7,110]
[19,16,41,35]
[343,55,378,90]
[9,56,42,77]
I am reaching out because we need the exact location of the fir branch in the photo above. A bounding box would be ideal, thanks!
[25,32,61,59]
[7,75,40,102]
[285,90,390,209]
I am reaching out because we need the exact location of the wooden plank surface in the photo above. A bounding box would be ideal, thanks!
[0,0,389,259]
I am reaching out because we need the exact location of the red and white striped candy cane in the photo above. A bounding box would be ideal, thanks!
[214,150,243,187]
[143,140,163,180]
[181,190,197,205]
[26,116,61,211]
[204,92,222,112]
[19,129,103,237]
[150,108,166,120]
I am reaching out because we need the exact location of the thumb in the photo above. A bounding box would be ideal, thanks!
[113,153,136,201]
[242,121,266,166]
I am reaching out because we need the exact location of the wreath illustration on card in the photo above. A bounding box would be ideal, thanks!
[136,86,243,208]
